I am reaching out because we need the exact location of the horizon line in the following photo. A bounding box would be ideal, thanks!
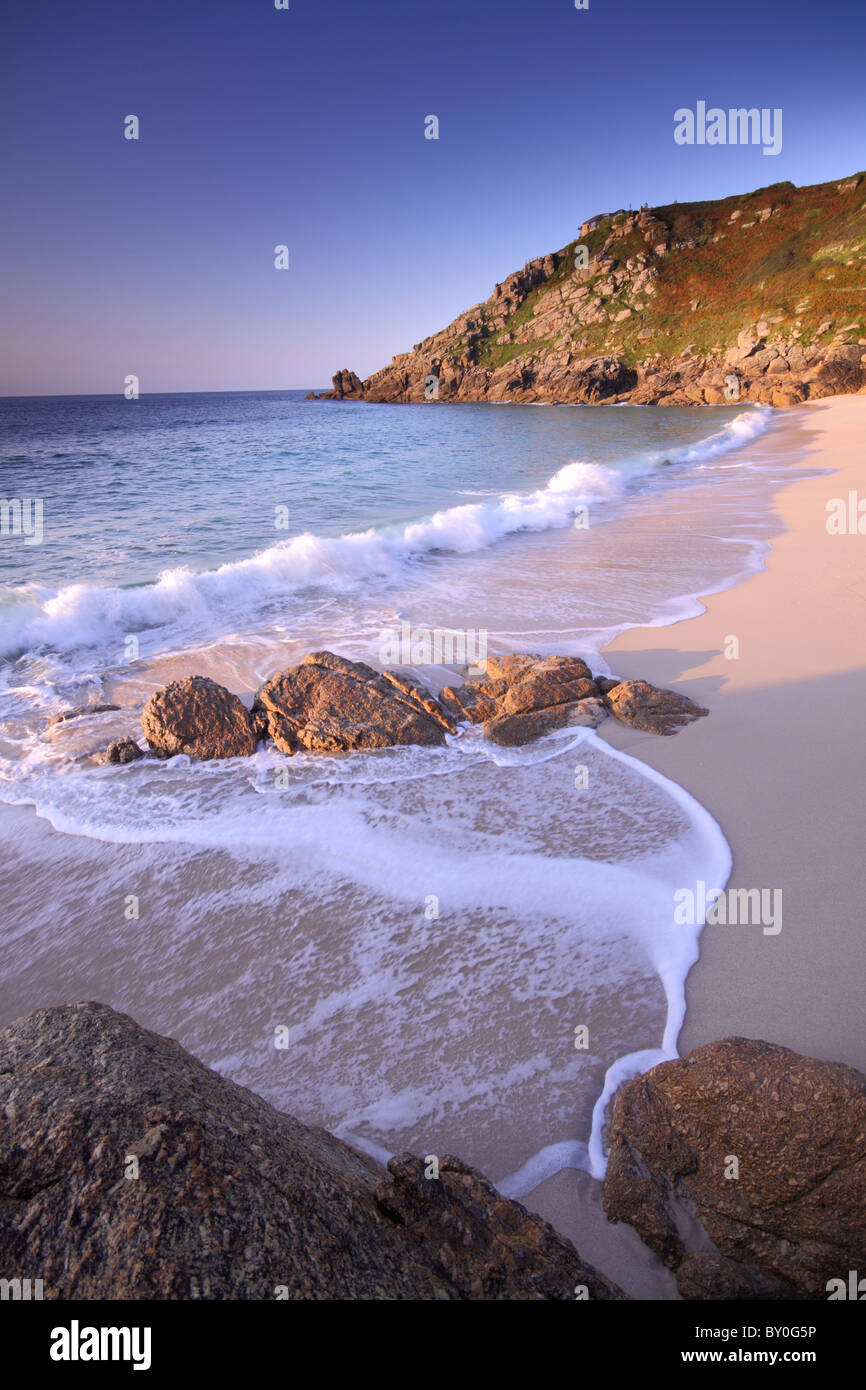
[0,388,331,401]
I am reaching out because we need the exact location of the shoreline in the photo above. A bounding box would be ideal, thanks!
[600,394,866,1073]
[524,393,866,1294]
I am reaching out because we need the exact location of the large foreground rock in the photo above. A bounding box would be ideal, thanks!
[603,1038,866,1299]
[0,1002,621,1300]
[252,650,455,754]
[142,675,257,760]
[376,1153,624,1298]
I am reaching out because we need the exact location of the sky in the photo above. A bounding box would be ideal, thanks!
[1,0,865,395]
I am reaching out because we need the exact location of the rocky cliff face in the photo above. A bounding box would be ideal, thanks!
[314,173,866,407]
[0,1003,622,1300]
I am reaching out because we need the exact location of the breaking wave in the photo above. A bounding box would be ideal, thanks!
[0,408,772,662]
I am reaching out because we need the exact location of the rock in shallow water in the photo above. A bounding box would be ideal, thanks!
[484,697,608,745]
[602,1037,866,1299]
[0,1002,623,1300]
[99,737,144,765]
[441,653,604,745]
[141,675,258,760]
[46,703,120,729]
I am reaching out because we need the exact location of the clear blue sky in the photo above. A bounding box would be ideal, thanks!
[1,0,864,395]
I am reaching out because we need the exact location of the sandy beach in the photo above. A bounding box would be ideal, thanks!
[603,394,866,1071]
[525,393,866,1293]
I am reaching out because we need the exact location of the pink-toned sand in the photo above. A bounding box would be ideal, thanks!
[525,394,866,1294]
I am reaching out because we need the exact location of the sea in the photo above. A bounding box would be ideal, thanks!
[0,390,802,1190]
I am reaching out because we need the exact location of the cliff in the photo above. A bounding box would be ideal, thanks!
[314,172,866,408]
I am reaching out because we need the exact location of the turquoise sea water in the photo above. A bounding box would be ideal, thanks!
[0,389,769,585]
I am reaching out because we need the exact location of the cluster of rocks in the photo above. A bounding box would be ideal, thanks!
[1,1003,863,1299]
[54,651,708,764]
[439,651,706,745]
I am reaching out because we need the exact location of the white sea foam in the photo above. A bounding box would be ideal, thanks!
[1,722,730,1184]
[493,734,732,1192]
[658,405,774,465]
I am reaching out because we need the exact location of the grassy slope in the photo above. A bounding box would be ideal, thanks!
[450,174,866,374]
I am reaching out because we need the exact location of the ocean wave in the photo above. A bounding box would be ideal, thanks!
[655,404,774,465]
[0,407,773,662]
[0,460,623,659]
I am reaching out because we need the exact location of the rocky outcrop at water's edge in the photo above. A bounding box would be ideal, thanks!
[128,650,708,761]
